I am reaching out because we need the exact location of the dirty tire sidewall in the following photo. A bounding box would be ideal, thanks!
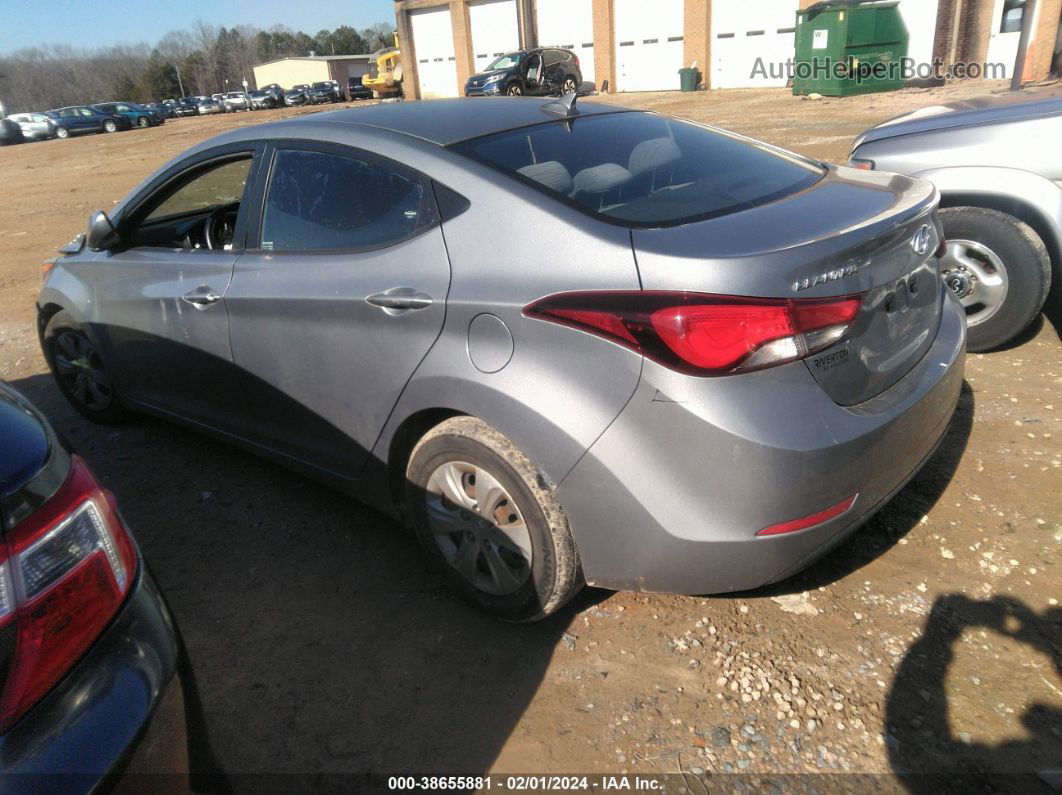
[43,310,128,425]
[939,206,1052,352]
[407,417,582,622]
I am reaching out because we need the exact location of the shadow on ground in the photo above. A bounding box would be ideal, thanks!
[11,373,604,791]
[886,594,1062,793]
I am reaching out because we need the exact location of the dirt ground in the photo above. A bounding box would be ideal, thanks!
[0,83,1059,791]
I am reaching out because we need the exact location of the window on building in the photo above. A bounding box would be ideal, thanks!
[1001,0,1026,34]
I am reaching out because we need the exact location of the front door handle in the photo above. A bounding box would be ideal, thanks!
[365,287,434,315]
[181,286,222,308]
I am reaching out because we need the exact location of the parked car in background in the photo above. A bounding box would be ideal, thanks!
[850,89,1061,351]
[0,118,25,145]
[312,80,343,102]
[45,106,131,138]
[145,102,176,120]
[195,97,222,115]
[0,380,187,783]
[173,97,199,117]
[465,48,582,97]
[260,83,285,100]
[92,101,162,129]
[283,86,310,106]
[39,98,964,621]
[6,113,54,141]
[221,92,250,112]
[248,89,280,110]
[348,76,373,100]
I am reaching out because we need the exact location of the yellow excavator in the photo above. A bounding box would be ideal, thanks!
[363,33,403,99]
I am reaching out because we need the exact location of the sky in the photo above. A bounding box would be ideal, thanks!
[0,0,397,54]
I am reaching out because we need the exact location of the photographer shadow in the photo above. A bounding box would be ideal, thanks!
[886,594,1062,793]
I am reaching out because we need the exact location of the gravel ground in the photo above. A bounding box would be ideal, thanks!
[0,84,1058,791]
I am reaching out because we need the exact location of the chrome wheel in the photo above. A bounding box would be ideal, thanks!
[940,239,1009,327]
[53,331,114,413]
[103,120,117,133]
[425,460,532,596]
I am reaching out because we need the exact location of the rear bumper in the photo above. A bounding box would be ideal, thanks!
[0,565,187,792]
[555,292,967,594]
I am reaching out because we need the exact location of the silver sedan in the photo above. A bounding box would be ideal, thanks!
[38,98,965,620]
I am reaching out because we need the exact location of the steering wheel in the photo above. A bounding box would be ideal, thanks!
[203,207,238,250]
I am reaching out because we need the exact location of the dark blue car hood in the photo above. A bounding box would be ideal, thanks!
[0,385,49,499]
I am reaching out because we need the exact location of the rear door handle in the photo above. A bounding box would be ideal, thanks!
[181,286,222,308]
[365,287,434,315]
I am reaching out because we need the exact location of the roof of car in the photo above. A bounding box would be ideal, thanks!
[287,97,630,146]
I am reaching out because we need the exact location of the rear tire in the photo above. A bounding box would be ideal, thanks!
[43,310,128,424]
[938,207,1051,352]
[137,116,149,128]
[406,417,583,622]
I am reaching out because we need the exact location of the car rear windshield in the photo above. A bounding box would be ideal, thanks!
[450,112,824,226]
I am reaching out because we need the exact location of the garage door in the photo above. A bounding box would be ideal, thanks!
[470,0,521,75]
[711,0,798,89]
[536,0,595,85]
[411,6,458,98]
[614,0,684,92]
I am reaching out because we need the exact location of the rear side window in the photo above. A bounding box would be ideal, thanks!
[450,112,823,226]
[260,149,426,252]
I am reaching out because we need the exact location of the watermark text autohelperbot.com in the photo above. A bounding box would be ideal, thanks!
[751,57,1008,84]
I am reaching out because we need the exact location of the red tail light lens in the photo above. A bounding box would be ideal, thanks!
[524,291,863,375]
[0,456,136,732]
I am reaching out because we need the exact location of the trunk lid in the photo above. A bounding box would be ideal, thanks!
[631,166,943,405]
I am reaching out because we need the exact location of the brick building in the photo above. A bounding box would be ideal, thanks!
[392,0,1062,99]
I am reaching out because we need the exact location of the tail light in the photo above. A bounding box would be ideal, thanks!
[0,455,136,732]
[524,291,863,375]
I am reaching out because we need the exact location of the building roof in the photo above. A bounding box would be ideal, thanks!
[299,97,631,145]
[254,54,372,68]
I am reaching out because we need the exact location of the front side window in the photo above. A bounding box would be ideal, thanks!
[260,149,425,252]
[451,112,823,226]
[145,158,252,222]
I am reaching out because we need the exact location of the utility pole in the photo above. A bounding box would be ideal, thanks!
[174,63,185,97]
[1011,0,1038,91]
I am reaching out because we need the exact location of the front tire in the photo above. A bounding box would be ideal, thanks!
[506,83,523,96]
[103,119,118,133]
[938,207,1051,352]
[406,417,583,621]
[43,311,127,424]
[137,116,149,128]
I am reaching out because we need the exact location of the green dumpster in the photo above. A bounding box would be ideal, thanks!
[679,67,700,92]
[793,0,909,97]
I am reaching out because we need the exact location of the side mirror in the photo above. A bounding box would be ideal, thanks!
[576,81,597,96]
[86,209,118,251]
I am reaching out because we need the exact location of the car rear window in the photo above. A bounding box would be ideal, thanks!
[450,112,823,226]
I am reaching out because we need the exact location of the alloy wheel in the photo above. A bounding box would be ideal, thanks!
[52,331,114,413]
[564,77,578,94]
[507,84,523,96]
[103,120,117,132]
[941,239,1010,327]
[424,460,532,595]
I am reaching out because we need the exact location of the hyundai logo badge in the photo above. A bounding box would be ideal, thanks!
[911,224,933,257]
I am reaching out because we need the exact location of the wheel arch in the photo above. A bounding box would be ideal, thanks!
[919,166,1062,299]
[385,407,467,521]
